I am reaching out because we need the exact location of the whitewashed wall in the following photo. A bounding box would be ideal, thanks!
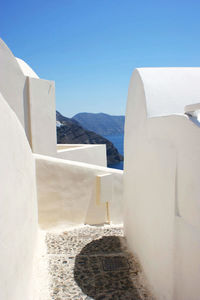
[35,154,123,229]
[0,39,27,130]
[124,68,200,300]
[28,77,57,156]
[0,93,37,300]
[57,144,107,167]
[0,38,120,300]
[16,57,39,78]
[0,38,107,167]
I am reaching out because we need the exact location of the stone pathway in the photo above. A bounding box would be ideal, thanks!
[45,225,153,300]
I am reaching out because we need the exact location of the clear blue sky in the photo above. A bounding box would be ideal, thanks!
[1,0,200,117]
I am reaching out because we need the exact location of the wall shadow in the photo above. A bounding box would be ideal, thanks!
[74,235,142,300]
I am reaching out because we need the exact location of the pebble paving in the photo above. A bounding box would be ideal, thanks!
[46,225,153,300]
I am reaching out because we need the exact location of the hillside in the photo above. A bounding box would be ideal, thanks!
[56,111,123,165]
[72,112,125,136]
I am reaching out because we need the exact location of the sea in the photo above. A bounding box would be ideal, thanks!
[104,134,124,170]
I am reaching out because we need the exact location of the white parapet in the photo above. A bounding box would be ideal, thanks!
[56,144,107,167]
[34,154,123,229]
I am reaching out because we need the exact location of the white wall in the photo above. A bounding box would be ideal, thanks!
[138,67,200,118]
[28,77,57,156]
[57,144,107,167]
[149,115,200,300]
[35,154,123,229]
[16,57,39,79]
[0,39,109,167]
[124,68,200,300]
[0,39,27,130]
[175,217,200,300]
[0,93,37,300]
[0,38,56,154]
[0,38,122,300]
[0,39,108,167]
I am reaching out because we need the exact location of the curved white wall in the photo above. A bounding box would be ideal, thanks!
[0,93,37,300]
[16,57,39,78]
[0,39,27,128]
[138,67,200,117]
[124,68,200,300]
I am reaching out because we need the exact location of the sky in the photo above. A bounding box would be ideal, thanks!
[1,0,200,117]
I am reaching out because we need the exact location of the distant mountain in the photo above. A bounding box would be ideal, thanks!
[72,112,125,136]
[56,111,123,165]
[56,111,78,126]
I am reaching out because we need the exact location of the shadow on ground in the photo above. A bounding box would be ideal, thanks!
[74,235,142,300]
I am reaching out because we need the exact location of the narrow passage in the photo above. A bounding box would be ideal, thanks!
[45,225,153,300]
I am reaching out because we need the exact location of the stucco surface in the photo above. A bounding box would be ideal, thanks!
[124,68,200,300]
[16,57,39,78]
[0,39,27,129]
[0,93,37,300]
[57,144,107,166]
[0,38,125,300]
[175,217,200,300]
[138,67,200,117]
[35,154,123,229]
[28,77,57,156]
[0,39,108,168]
